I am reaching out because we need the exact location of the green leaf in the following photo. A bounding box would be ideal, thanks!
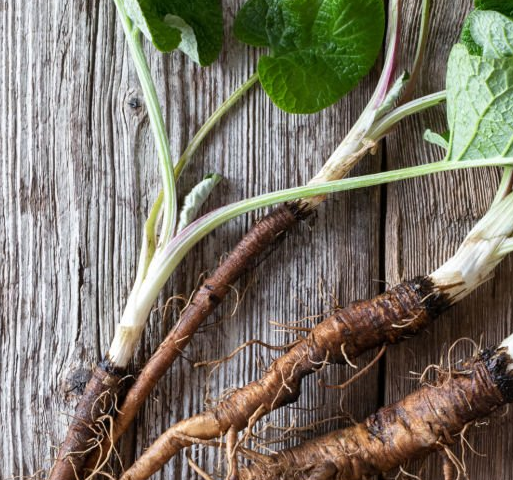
[468,10,513,58]
[177,174,223,232]
[233,0,269,47]
[375,71,410,119]
[460,0,513,55]
[446,44,513,161]
[424,129,450,150]
[460,17,483,56]
[475,0,513,18]
[125,0,223,66]
[234,0,385,114]
[125,0,181,51]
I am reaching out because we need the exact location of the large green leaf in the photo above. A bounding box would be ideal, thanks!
[125,0,223,66]
[468,10,513,58]
[234,0,385,114]
[475,0,513,17]
[446,44,513,160]
[460,0,513,55]
[460,17,483,56]
[233,0,270,47]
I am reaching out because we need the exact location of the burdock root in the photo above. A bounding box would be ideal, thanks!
[240,347,513,480]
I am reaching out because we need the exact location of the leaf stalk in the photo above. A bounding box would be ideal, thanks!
[135,157,513,318]
[113,0,178,245]
[175,72,259,178]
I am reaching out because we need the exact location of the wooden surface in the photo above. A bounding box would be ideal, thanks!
[1,1,512,479]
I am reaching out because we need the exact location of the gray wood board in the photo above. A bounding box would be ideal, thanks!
[0,0,511,479]
[385,0,513,479]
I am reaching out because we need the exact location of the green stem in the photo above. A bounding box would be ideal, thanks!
[175,72,259,178]
[135,157,513,313]
[400,0,431,104]
[305,91,447,198]
[497,238,513,256]
[133,191,164,290]
[492,167,513,206]
[137,73,258,280]
[368,90,446,140]
[113,0,177,244]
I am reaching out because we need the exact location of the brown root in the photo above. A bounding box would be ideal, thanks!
[248,415,346,453]
[194,339,299,369]
[437,443,468,480]
[5,469,47,480]
[268,321,313,334]
[457,423,486,459]
[84,205,301,472]
[318,344,386,391]
[49,361,124,480]
[186,450,216,480]
[395,466,422,480]
[83,413,123,480]
[225,426,240,480]
[441,451,456,480]
[119,278,452,480]
[238,347,513,480]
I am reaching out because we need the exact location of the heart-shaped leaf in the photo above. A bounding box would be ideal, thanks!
[468,10,513,59]
[461,0,513,55]
[233,0,269,47]
[446,44,513,161]
[125,0,223,66]
[449,2,513,161]
[234,0,385,114]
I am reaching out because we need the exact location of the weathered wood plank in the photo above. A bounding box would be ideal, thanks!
[5,0,512,479]
[385,1,513,479]
[0,1,136,476]
[1,1,381,479]
[129,4,384,478]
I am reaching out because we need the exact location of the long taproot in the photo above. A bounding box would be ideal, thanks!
[119,277,451,480]
[240,347,513,480]
[49,361,123,480]
[85,204,302,471]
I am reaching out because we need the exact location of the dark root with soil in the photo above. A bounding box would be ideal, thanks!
[237,346,513,480]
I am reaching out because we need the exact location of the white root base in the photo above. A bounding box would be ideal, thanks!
[430,193,513,303]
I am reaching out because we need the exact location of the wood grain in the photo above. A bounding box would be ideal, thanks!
[384,0,513,479]
[1,0,511,479]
